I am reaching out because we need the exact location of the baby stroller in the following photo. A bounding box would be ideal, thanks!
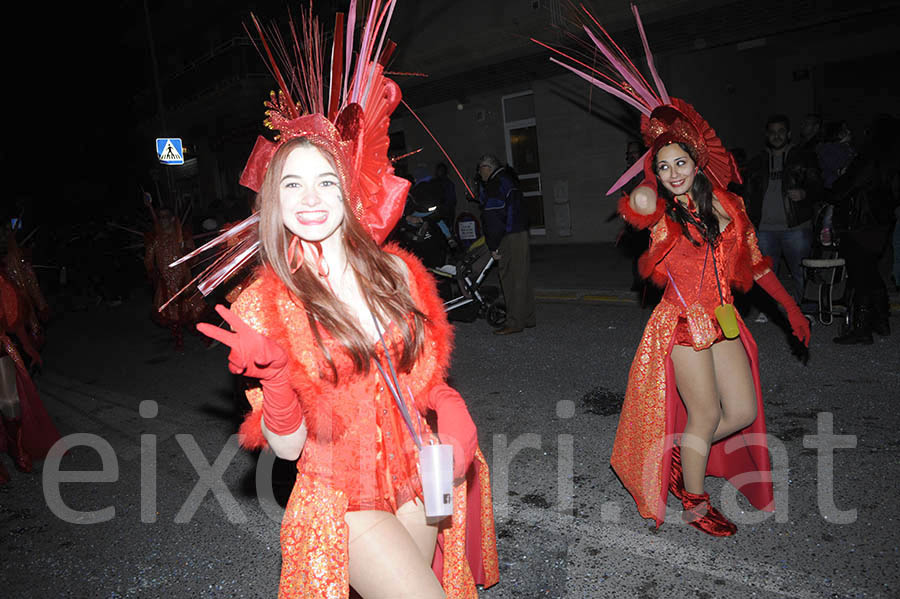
[388,179,457,268]
[800,205,849,325]
[430,237,506,326]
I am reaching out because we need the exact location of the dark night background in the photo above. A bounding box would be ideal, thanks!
[8,1,900,235]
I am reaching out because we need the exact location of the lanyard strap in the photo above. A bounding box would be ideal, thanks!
[683,206,726,306]
[372,313,423,450]
[665,241,709,308]
[665,266,687,307]
[710,243,725,305]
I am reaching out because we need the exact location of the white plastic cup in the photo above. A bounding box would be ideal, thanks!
[419,444,454,518]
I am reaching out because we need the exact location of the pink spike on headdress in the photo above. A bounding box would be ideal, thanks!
[631,3,670,104]
[350,0,380,104]
[362,0,399,106]
[549,58,652,115]
[582,26,658,109]
[606,150,650,196]
[532,37,638,96]
[579,4,658,104]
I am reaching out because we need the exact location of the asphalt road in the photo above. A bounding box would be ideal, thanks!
[1,292,898,598]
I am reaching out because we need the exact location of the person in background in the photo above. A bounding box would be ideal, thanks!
[830,114,899,344]
[432,162,457,225]
[799,113,823,154]
[475,154,535,334]
[143,205,208,350]
[744,114,823,321]
[0,227,59,484]
[817,121,857,246]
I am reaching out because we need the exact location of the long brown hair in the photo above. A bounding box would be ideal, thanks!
[257,137,425,381]
[654,142,720,245]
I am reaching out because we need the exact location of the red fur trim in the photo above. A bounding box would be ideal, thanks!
[238,409,268,450]
[383,243,454,388]
[618,190,665,230]
[229,246,454,448]
[633,188,770,292]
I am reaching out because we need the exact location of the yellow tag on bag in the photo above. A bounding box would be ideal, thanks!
[714,303,740,339]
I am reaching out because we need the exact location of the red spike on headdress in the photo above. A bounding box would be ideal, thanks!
[249,13,299,120]
[328,13,346,119]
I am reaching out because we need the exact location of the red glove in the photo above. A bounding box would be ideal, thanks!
[425,383,478,480]
[197,305,303,435]
[756,272,811,347]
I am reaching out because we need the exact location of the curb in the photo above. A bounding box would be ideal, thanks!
[534,288,638,304]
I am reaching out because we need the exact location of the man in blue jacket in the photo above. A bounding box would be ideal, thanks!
[476,154,535,334]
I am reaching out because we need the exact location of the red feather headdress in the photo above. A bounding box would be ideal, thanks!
[533,3,741,194]
[161,1,409,310]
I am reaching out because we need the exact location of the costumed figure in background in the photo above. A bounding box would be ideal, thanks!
[3,226,50,353]
[183,3,498,596]
[143,201,208,349]
[0,246,60,484]
[539,4,810,536]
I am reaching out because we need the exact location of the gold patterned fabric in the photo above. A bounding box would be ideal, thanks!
[611,302,774,526]
[230,246,498,597]
[613,191,775,527]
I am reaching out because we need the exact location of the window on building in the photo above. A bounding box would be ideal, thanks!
[502,91,544,233]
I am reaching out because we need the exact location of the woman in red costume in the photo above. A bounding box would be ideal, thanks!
[0,268,60,484]
[144,206,208,349]
[539,5,810,536]
[189,3,498,597]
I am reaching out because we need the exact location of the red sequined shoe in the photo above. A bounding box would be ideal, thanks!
[4,418,33,473]
[669,446,685,501]
[681,490,737,537]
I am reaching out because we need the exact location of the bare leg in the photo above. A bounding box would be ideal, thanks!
[671,345,719,494]
[345,500,444,599]
[710,339,757,442]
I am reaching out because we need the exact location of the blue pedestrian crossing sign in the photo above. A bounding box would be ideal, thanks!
[156,138,184,165]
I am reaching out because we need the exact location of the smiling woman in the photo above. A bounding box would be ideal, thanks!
[277,143,346,245]
[540,4,811,539]
[189,3,498,597]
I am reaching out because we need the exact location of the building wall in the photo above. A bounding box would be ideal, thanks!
[393,10,900,244]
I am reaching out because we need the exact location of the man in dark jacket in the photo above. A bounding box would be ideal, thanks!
[829,115,899,344]
[744,115,823,308]
[476,154,535,334]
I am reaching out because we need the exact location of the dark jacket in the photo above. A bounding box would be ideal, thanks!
[744,143,823,228]
[476,167,528,250]
[829,151,899,235]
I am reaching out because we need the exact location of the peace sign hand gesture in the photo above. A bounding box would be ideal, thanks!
[197,305,288,381]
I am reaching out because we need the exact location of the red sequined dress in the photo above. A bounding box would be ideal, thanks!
[611,188,776,527]
[230,245,498,598]
[144,223,208,330]
[0,269,60,466]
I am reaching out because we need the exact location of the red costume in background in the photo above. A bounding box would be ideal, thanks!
[0,269,60,483]
[231,245,498,597]
[538,4,796,532]
[144,220,208,347]
[612,190,775,526]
